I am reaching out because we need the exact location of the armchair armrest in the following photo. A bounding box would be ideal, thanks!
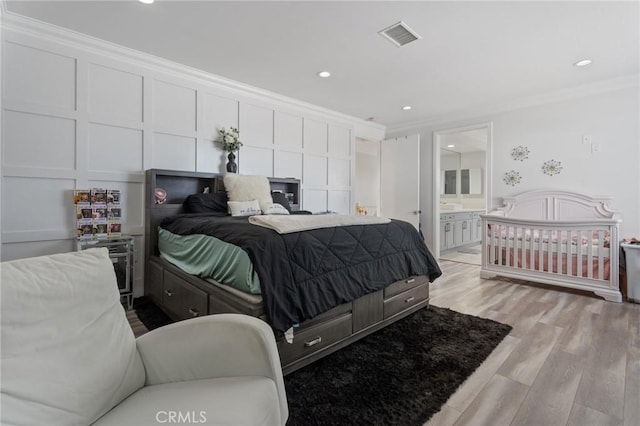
[136,314,287,419]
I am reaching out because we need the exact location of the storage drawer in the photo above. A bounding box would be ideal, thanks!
[278,313,352,365]
[384,275,428,299]
[163,270,208,320]
[146,260,163,306]
[383,283,429,319]
[296,302,352,332]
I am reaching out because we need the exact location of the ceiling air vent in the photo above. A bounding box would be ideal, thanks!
[378,21,421,47]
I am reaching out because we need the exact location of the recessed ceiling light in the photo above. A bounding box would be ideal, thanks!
[139,0,154,3]
[317,71,331,78]
[574,59,592,67]
[365,117,376,121]
[402,105,412,111]
[447,144,455,148]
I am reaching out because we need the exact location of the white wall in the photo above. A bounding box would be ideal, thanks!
[0,15,384,296]
[388,87,640,250]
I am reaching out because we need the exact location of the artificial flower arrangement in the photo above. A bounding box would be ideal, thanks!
[217,127,243,152]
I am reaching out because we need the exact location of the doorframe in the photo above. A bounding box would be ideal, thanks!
[431,122,493,259]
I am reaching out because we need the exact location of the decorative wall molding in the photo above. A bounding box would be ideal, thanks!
[387,73,640,134]
[1,11,386,138]
[1,11,362,275]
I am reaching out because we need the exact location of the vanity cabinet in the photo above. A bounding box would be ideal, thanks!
[440,210,484,251]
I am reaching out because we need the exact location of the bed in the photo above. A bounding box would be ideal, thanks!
[144,169,442,374]
[480,190,622,302]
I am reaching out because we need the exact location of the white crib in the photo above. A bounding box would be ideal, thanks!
[480,190,622,302]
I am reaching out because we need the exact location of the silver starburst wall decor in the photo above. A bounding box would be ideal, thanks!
[511,146,530,161]
[503,170,522,186]
[542,159,563,176]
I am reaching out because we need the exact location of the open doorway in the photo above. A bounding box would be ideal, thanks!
[355,137,381,217]
[432,123,492,265]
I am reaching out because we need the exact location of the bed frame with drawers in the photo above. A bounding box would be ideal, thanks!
[145,169,431,375]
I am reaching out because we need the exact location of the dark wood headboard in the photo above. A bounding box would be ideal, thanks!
[144,169,301,261]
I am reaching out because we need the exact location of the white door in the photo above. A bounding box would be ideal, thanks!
[380,134,420,229]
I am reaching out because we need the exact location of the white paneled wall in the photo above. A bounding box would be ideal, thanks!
[1,20,369,295]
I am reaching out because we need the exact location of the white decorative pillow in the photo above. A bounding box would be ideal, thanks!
[224,174,272,212]
[263,203,290,215]
[228,199,262,217]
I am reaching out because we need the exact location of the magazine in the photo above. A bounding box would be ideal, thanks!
[74,190,91,205]
[91,188,107,205]
[107,189,121,204]
[108,221,122,236]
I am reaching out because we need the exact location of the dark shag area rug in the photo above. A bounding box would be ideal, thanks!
[133,297,173,330]
[133,298,512,426]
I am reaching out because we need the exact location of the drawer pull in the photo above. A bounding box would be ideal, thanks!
[405,296,415,303]
[304,337,322,347]
[188,308,199,317]
[164,290,173,297]
[405,278,416,284]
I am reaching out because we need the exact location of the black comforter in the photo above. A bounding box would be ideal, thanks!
[161,214,442,333]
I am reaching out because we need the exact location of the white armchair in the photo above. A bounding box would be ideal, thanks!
[0,248,288,426]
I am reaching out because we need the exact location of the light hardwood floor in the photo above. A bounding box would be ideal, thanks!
[426,260,640,426]
[126,309,149,338]
[126,260,639,426]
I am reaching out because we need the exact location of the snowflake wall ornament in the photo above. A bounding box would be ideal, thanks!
[511,146,530,161]
[503,170,522,186]
[542,159,563,176]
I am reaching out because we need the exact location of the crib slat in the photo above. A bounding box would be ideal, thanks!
[491,222,498,265]
[538,228,543,273]
[598,230,604,280]
[547,229,553,274]
[504,225,513,266]
[529,227,534,270]
[587,229,595,278]
[512,226,517,268]
[518,227,527,269]
[508,225,513,267]
[497,224,503,266]
[553,231,563,275]
[557,230,562,275]
[510,226,516,268]
[577,230,583,278]
[511,225,516,267]
[567,230,573,277]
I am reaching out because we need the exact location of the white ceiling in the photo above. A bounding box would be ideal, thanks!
[6,1,639,128]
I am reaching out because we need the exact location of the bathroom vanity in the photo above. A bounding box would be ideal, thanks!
[440,209,485,252]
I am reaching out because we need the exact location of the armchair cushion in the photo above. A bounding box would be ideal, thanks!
[1,248,145,426]
[92,376,281,426]
[136,313,288,423]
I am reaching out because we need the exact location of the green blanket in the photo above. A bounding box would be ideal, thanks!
[158,228,261,294]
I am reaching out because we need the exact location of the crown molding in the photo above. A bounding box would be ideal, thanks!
[387,73,640,134]
[1,11,386,134]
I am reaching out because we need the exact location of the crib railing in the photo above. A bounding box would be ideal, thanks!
[480,213,621,300]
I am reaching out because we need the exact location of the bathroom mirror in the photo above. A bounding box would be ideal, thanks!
[443,170,457,194]
[461,168,482,195]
